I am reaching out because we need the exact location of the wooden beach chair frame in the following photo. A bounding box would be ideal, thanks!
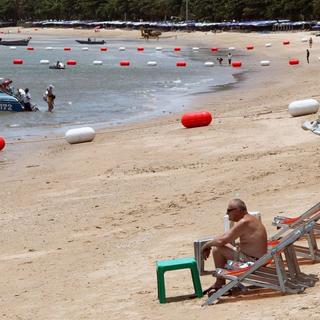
[202,213,320,306]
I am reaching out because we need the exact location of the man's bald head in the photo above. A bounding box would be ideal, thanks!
[229,199,247,213]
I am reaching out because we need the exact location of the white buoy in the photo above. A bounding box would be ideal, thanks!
[155,47,162,51]
[82,47,89,51]
[288,99,320,117]
[10,46,16,50]
[40,59,50,64]
[192,47,200,51]
[265,43,272,47]
[204,61,214,67]
[228,47,235,50]
[147,61,157,66]
[260,60,270,66]
[119,47,126,51]
[93,60,103,65]
[45,46,53,50]
[65,127,96,144]
[301,38,308,43]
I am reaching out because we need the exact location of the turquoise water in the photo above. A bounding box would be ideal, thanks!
[0,35,240,139]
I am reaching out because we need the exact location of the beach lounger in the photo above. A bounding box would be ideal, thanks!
[272,202,320,261]
[202,212,320,306]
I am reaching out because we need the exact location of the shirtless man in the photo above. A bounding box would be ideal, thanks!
[201,199,267,292]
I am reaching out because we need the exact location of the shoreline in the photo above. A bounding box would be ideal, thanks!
[1,28,320,319]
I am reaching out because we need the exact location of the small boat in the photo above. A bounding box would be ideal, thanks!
[0,91,25,112]
[0,37,31,46]
[76,39,105,45]
[49,62,66,70]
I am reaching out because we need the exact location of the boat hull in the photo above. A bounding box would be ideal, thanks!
[76,40,105,45]
[0,38,31,46]
[0,91,25,112]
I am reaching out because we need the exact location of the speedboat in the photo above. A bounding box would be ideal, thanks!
[76,39,105,45]
[49,62,65,69]
[0,90,25,112]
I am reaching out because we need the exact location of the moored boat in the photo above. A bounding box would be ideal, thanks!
[0,91,25,112]
[76,39,105,45]
[0,37,32,46]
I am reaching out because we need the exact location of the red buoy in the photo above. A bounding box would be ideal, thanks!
[174,47,181,52]
[64,47,71,51]
[289,58,299,65]
[232,61,242,67]
[137,47,144,52]
[13,59,23,65]
[0,136,5,151]
[211,47,218,52]
[27,47,34,51]
[176,61,187,67]
[246,44,254,50]
[100,47,107,52]
[67,60,77,65]
[120,61,130,66]
[283,40,290,45]
[181,111,212,128]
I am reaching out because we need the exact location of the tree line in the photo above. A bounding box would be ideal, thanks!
[0,0,320,23]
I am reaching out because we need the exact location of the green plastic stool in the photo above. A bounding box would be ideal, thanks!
[156,257,203,303]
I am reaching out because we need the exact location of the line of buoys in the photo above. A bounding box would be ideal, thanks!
[260,60,270,66]
[283,40,290,45]
[289,58,299,65]
[211,47,218,52]
[0,136,5,151]
[204,61,214,67]
[100,47,107,52]
[174,47,181,52]
[265,43,272,47]
[40,59,50,64]
[176,61,187,67]
[181,111,212,128]
[64,47,71,51]
[137,47,144,52]
[288,99,319,117]
[13,59,23,65]
[232,61,242,68]
[246,44,254,50]
[27,47,34,51]
[93,60,103,65]
[65,127,96,144]
[147,61,157,66]
[66,60,77,65]
[120,60,130,66]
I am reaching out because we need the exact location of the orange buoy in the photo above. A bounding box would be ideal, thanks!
[246,44,254,50]
[120,61,130,66]
[181,111,212,128]
[211,47,218,52]
[283,40,290,45]
[289,58,299,65]
[13,59,23,65]
[27,47,34,51]
[100,47,107,52]
[137,47,144,52]
[64,47,71,51]
[67,60,77,65]
[0,136,5,151]
[174,47,181,52]
[176,61,187,67]
[232,61,242,67]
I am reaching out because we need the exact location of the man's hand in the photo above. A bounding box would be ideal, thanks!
[201,244,211,260]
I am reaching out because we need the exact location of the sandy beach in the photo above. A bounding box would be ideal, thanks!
[1,27,320,319]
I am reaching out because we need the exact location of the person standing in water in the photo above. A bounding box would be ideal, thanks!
[309,37,313,48]
[43,85,55,112]
[227,52,232,65]
[306,49,310,63]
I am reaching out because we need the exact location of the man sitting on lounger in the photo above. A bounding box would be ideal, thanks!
[201,198,267,294]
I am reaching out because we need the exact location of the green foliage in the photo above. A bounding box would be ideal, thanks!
[1,0,320,22]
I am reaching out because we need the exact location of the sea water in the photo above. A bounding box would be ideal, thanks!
[0,35,241,139]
